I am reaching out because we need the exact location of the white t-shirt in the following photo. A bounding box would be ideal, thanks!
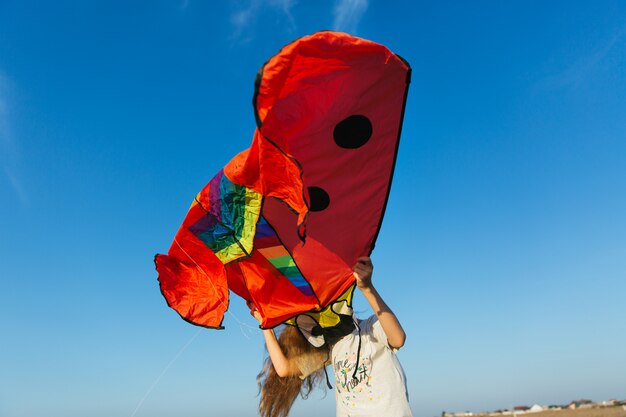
[330,315,413,417]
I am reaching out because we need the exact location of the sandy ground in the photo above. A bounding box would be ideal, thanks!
[472,408,626,417]
[528,408,626,417]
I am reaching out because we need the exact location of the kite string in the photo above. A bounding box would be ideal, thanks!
[130,242,261,416]
[173,238,259,337]
[130,329,201,417]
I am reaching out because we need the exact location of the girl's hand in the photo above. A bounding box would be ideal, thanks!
[353,256,374,290]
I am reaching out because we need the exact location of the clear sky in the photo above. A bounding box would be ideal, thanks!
[1,1,625,417]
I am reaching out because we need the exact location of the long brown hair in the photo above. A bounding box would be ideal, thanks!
[257,325,330,417]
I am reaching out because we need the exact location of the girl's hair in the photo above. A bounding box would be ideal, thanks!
[257,325,330,417]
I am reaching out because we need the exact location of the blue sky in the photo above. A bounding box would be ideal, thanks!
[1,1,625,416]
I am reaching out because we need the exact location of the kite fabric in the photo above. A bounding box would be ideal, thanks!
[155,31,411,331]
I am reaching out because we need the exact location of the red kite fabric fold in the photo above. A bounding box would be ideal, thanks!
[156,31,411,329]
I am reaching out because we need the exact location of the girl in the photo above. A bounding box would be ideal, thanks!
[252,257,413,417]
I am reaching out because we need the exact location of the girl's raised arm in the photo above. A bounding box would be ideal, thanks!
[353,257,407,349]
[252,309,302,377]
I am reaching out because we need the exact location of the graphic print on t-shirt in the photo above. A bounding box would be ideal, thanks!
[334,351,376,406]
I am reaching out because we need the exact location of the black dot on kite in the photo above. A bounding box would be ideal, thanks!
[308,186,330,212]
[333,115,373,149]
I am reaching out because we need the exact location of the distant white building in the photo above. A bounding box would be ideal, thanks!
[528,405,544,413]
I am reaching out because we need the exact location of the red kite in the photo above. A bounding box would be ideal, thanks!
[155,31,411,331]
